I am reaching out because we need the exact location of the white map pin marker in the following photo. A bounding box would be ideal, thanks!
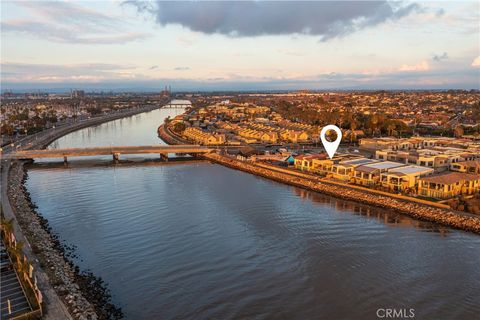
[320,125,342,159]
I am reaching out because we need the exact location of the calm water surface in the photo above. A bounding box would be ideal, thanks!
[27,108,480,319]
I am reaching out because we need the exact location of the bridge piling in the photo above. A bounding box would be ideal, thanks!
[160,153,169,162]
[63,156,68,164]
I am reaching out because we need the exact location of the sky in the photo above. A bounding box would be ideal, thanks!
[1,0,479,91]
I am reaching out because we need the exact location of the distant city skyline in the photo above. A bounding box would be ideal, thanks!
[1,0,479,91]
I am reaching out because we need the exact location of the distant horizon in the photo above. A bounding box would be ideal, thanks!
[2,83,479,94]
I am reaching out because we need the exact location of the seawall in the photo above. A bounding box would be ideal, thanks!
[158,124,480,235]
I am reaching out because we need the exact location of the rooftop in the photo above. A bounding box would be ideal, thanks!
[420,172,480,185]
[388,165,433,175]
[457,160,480,168]
[363,161,406,170]
[342,158,377,166]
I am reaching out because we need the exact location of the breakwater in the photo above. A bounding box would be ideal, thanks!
[158,124,480,235]
[8,162,111,319]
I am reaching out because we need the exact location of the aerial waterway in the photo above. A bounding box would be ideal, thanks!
[25,107,480,319]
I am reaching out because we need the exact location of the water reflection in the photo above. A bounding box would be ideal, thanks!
[25,107,480,320]
[291,187,451,234]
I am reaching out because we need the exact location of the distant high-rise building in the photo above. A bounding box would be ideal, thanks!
[71,90,85,98]
[160,85,171,97]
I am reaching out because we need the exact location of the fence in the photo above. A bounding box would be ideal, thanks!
[1,222,43,319]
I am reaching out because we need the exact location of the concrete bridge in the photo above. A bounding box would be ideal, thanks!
[3,145,215,163]
[163,99,192,109]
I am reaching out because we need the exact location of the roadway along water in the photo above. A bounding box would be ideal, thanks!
[26,108,480,319]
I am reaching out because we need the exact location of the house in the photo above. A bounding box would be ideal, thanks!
[418,172,480,199]
[280,130,310,143]
[353,161,406,187]
[235,146,263,161]
[450,160,480,175]
[260,132,279,143]
[380,165,434,192]
[375,149,470,172]
[183,127,226,145]
[294,154,327,172]
[331,158,377,182]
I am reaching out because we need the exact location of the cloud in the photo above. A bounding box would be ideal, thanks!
[127,0,421,40]
[174,67,190,71]
[472,56,480,67]
[17,1,118,31]
[149,65,159,70]
[432,52,448,62]
[3,60,478,91]
[1,62,138,82]
[398,61,429,72]
[2,1,150,44]
[277,49,306,57]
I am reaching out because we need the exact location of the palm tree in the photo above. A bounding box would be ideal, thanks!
[387,123,395,137]
[349,118,358,143]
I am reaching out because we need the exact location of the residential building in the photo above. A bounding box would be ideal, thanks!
[330,158,377,182]
[353,161,406,186]
[183,127,226,145]
[294,154,327,172]
[450,160,480,175]
[380,165,434,192]
[418,172,480,199]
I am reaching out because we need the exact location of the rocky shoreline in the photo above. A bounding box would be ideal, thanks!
[158,124,480,235]
[3,105,171,319]
[7,161,123,319]
[206,153,480,234]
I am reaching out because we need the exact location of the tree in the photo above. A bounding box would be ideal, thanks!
[173,122,186,133]
[454,125,464,138]
[349,117,358,142]
[386,123,396,137]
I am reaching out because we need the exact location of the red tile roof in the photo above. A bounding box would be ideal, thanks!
[420,172,480,185]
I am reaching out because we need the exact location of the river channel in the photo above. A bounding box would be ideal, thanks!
[25,107,480,319]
